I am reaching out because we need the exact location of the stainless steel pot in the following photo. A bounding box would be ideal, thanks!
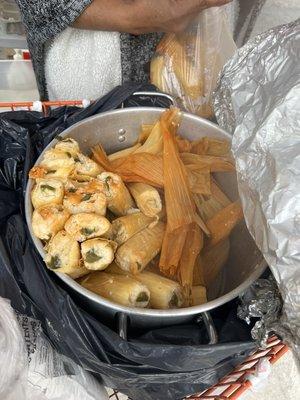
[25,107,266,340]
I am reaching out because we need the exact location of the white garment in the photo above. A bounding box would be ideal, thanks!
[45,27,122,100]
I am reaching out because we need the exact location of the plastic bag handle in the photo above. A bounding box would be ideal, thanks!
[117,312,129,340]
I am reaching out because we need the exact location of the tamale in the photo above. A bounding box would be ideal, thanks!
[107,263,184,309]
[64,213,111,242]
[206,201,244,247]
[128,183,162,217]
[81,238,117,271]
[44,231,80,275]
[98,172,134,216]
[116,222,165,274]
[80,272,150,308]
[111,212,155,244]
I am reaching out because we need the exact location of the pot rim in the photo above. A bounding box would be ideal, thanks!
[25,107,267,318]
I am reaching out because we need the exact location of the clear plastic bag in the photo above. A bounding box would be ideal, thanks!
[150,6,236,119]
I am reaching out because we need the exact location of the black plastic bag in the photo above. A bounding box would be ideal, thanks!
[0,84,255,400]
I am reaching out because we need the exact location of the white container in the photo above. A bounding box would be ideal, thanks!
[0,59,39,102]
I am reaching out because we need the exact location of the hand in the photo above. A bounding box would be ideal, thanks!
[133,0,233,34]
[74,0,232,34]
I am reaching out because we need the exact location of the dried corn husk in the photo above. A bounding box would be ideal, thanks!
[181,153,235,172]
[137,124,155,143]
[207,201,243,247]
[108,144,141,161]
[191,137,231,156]
[112,153,164,188]
[187,168,211,195]
[134,121,163,155]
[91,144,111,170]
[211,179,231,207]
[161,111,195,232]
[159,226,188,277]
[176,136,193,153]
[178,223,203,304]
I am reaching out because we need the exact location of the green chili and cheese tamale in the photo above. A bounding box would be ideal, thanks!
[44,230,82,276]
[74,153,103,177]
[31,178,64,209]
[55,137,80,156]
[80,271,150,308]
[81,238,117,271]
[64,213,111,242]
[98,172,134,216]
[115,222,165,274]
[111,212,155,245]
[32,205,70,241]
[128,183,162,217]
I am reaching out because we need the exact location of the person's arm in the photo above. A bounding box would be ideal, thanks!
[73,0,232,34]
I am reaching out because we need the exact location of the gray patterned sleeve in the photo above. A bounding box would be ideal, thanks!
[15,0,93,42]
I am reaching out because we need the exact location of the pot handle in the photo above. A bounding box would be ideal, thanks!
[122,91,175,109]
[197,312,218,345]
[117,312,129,340]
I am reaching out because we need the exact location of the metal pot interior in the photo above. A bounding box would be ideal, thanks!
[25,108,266,318]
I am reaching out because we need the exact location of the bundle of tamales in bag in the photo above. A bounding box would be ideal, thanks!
[29,108,244,309]
[150,7,236,119]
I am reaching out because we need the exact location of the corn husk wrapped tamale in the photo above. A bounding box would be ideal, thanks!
[98,172,134,216]
[80,272,150,308]
[187,168,211,195]
[116,222,165,274]
[107,263,184,309]
[207,201,243,247]
[128,183,162,217]
[111,212,155,245]
[191,286,207,306]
